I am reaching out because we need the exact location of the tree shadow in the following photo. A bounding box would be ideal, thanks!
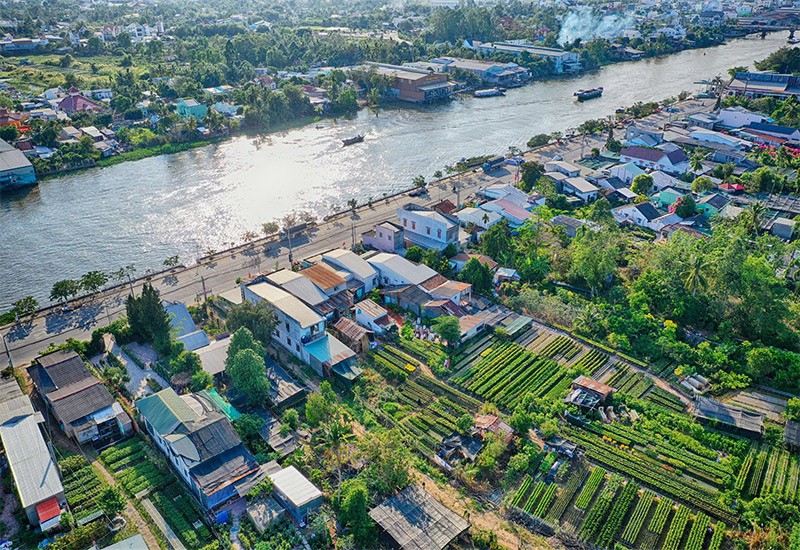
[6,319,33,342]
[162,275,179,286]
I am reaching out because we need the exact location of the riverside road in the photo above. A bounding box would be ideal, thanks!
[0,99,714,369]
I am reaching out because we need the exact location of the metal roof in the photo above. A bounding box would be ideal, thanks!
[0,377,34,424]
[322,249,378,280]
[300,263,345,291]
[246,282,324,329]
[354,299,388,320]
[367,253,439,286]
[304,333,356,368]
[49,382,114,425]
[267,270,329,307]
[369,485,469,550]
[269,466,322,508]
[136,387,199,435]
[694,397,764,434]
[0,415,63,509]
[0,139,33,172]
[197,337,230,375]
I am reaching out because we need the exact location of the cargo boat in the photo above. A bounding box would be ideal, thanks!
[574,87,604,101]
[473,88,506,98]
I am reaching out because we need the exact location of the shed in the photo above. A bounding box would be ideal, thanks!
[369,485,470,550]
[246,498,286,534]
[332,317,375,353]
[693,397,764,438]
[268,466,323,523]
[785,420,800,451]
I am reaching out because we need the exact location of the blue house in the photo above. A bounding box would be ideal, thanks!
[176,98,208,120]
[136,388,265,510]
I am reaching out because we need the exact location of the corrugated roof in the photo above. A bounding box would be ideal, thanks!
[367,253,438,286]
[0,377,34,424]
[334,317,372,342]
[572,375,614,397]
[269,466,322,508]
[369,485,469,550]
[300,263,345,291]
[304,333,356,368]
[267,270,329,307]
[32,350,91,391]
[694,397,764,434]
[0,415,63,509]
[136,388,199,435]
[354,299,388,319]
[197,337,230,375]
[247,282,324,329]
[322,249,378,280]
[50,382,114,425]
[37,497,61,522]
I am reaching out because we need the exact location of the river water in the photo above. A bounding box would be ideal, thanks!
[0,33,787,308]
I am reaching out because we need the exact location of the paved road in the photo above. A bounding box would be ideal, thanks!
[0,99,712,368]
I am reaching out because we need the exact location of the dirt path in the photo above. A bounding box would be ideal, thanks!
[413,472,553,550]
[85,452,162,550]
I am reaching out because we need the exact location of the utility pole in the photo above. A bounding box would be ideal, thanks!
[201,276,209,318]
[2,332,12,370]
[351,218,356,250]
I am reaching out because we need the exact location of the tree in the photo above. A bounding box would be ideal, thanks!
[527,134,550,148]
[234,413,265,449]
[404,246,423,263]
[691,176,715,194]
[190,369,213,391]
[358,429,411,496]
[10,296,38,319]
[50,279,81,304]
[481,220,513,261]
[432,316,461,348]
[316,419,354,504]
[126,283,171,354]
[456,413,473,434]
[116,32,132,50]
[99,488,125,516]
[306,381,337,428]
[519,161,544,193]
[412,175,426,188]
[674,195,696,218]
[227,348,269,406]
[162,255,180,268]
[786,397,800,421]
[690,154,704,173]
[682,254,710,296]
[80,270,108,294]
[246,478,274,501]
[338,479,373,542]
[282,408,299,430]
[742,201,767,234]
[0,125,18,142]
[226,301,277,349]
[568,229,619,296]
[631,174,654,195]
[459,258,493,294]
[262,221,279,237]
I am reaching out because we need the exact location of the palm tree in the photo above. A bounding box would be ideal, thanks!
[315,420,354,505]
[743,201,767,234]
[690,154,704,173]
[682,254,710,296]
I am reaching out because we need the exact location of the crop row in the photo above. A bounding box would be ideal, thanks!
[546,469,585,523]
[645,387,685,412]
[685,512,711,550]
[749,449,769,497]
[416,375,481,411]
[708,522,726,550]
[371,353,409,381]
[579,484,616,541]
[523,481,547,514]
[648,497,674,535]
[661,504,690,550]
[572,349,608,375]
[538,336,581,361]
[575,467,606,510]
[761,448,780,495]
[620,489,655,545]
[99,438,144,467]
[511,476,532,507]
[151,486,210,549]
[595,482,638,548]
[533,483,557,518]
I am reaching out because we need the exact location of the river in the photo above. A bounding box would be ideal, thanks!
[0,33,787,309]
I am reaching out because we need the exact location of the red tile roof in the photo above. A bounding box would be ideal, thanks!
[57,92,103,114]
[36,497,61,523]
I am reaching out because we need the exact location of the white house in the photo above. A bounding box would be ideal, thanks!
[608,162,646,185]
[741,122,800,142]
[619,145,689,174]
[689,128,750,150]
[478,182,537,208]
[612,202,662,230]
[354,299,392,335]
[362,221,404,253]
[561,177,599,202]
[367,253,438,286]
[455,207,503,230]
[544,160,581,177]
[397,203,458,251]
[718,106,768,129]
[322,249,379,293]
[479,199,532,227]
[650,170,687,191]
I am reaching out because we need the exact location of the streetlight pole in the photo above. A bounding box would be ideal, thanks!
[2,332,13,371]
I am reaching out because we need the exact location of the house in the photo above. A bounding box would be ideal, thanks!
[299,264,347,297]
[136,388,265,509]
[473,414,514,444]
[428,56,530,86]
[0,108,28,127]
[246,498,286,534]
[480,199,532,227]
[354,299,392,335]
[689,128,749,150]
[81,125,104,142]
[265,357,306,410]
[321,248,380,294]
[693,396,763,438]
[362,221,405,253]
[176,98,208,119]
[459,315,486,341]
[612,202,662,230]
[619,145,689,173]
[242,282,360,381]
[397,203,458,251]
[382,284,432,316]
[367,253,438,287]
[0,137,36,189]
[698,10,724,27]
[478,182,537,209]
[718,106,768,129]
[55,87,104,114]
[212,102,241,117]
[608,162,645,185]
[770,217,795,240]
[439,432,483,462]
[196,337,231,377]
[433,199,458,216]
[267,464,323,523]
[464,39,580,74]
[561,177,599,202]
[59,126,82,142]
[785,420,800,451]
[266,270,334,318]
[449,253,498,274]
[564,375,614,409]
[332,317,374,353]
[0,378,65,530]
[654,186,685,208]
[726,72,800,100]
[28,351,132,445]
[493,267,520,286]
[545,436,578,458]
[650,170,687,191]
[165,301,211,351]
[369,485,470,549]
[421,277,472,305]
[625,123,664,147]
[455,207,503,231]
[741,122,800,142]
[696,193,730,217]
[687,113,722,130]
[367,63,453,103]
[551,215,589,238]
[544,160,581,177]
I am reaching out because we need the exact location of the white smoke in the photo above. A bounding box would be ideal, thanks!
[558,7,636,45]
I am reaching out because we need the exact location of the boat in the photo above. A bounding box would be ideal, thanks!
[789,38,800,44]
[473,87,506,98]
[341,135,364,146]
[574,87,604,101]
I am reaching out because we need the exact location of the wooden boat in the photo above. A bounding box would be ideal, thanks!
[574,87,604,101]
[473,87,506,98]
[342,135,364,146]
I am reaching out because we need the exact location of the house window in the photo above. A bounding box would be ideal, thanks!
[426,226,431,235]
[285,321,289,331]
[276,329,280,338]
[402,219,407,227]
[296,344,300,352]
[412,221,416,230]
[437,228,442,238]
[287,338,292,347]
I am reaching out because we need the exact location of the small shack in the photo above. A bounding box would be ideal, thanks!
[439,432,483,463]
[265,358,306,410]
[369,485,470,550]
[268,465,323,523]
[246,497,286,534]
[693,397,764,438]
[545,436,578,458]
[565,376,614,410]
[785,420,800,451]
[332,317,375,353]
[473,414,514,444]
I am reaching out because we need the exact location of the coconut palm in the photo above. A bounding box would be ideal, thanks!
[315,419,354,505]
[690,154,704,173]
[743,201,767,234]
[682,254,710,296]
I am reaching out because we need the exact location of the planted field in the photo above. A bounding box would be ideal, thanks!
[606,366,652,398]
[546,468,586,523]
[661,504,690,550]
[574,467,606,510]
[645,386,686,412]
[59,454,108,523]
[456,343,571,408]
[595,481,638,548]
[620,489,655,545]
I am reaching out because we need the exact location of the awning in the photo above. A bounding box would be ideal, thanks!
[37,497,61,523]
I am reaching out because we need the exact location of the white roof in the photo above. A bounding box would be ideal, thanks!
[267,270,328,306]
[269,466,322,508]
[400,206,457,228]
[322,249,378,280]
[564,177,599,194]
[0,138,33,173]
[0,415,63,508]
[367,253,438,285]
[197,337,230,375]
[246,282,323,328]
